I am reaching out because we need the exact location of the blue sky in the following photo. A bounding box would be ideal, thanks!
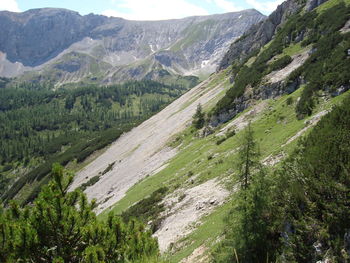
[0,0,284,20]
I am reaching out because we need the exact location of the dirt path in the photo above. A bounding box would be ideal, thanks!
[153,178,229,252]
[70,76,227,213]
[282,110,328,147]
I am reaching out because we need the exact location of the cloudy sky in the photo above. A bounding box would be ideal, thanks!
[0,0,284,19]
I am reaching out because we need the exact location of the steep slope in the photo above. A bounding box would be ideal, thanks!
[213,0,349,123]
[70,72,231,213]
[0,9,265,84]
[218,0,327,70]
[1,0,348,261]
[65,0,350,261]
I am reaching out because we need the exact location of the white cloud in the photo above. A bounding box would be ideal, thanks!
[245,0,284,13]
[212,0,242,12]
[0,0,21,12]
[103,0,209,20]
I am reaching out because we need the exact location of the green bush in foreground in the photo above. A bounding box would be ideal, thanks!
[0,164,159,263]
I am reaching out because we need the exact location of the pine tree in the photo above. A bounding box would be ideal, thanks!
[237,122,260,189]
[0,164,159,262]
[192,104,205,129]
[213,123,272,263]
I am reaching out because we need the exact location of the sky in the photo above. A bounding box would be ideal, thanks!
[0,0,284,20]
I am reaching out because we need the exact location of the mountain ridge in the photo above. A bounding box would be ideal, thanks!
[0,8,265,85]
[218,0,328,70]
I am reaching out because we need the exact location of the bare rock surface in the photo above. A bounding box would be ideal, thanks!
[0,8,265,83]
[265,50,310,84]
[216,100,268,137]
[70,76,227,213]
[340,19,350,34]
[154,178,230,252]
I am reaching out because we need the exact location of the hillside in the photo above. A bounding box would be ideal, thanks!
[0,0,349,262]
[63,0,349,261]
[0,81,193,204]
[0,8,264,85]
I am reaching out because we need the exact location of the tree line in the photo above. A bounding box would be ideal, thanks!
[0,80,189,203]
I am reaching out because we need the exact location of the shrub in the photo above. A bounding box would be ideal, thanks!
[269,55,292,71]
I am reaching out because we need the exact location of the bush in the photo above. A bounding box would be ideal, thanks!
[216,137,226,145]
[0,165,159,262]
[286,97,294,105]
[121,187,168,233]
[102,162,115,175]
[80,175,101,191]
[269,55,292,71]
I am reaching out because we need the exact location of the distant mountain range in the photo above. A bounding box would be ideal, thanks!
[0,8,265,86]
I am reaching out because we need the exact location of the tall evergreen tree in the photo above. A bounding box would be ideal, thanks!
[213,123,272,263]
[237,122,260,189]
[192,104,205,129]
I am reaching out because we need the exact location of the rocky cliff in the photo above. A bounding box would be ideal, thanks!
[218,0,328,70]
[0,8,265,84]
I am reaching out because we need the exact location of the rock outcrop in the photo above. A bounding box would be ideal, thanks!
[0,8,265,83]
[218,0,329,70]
[0,8,108,67]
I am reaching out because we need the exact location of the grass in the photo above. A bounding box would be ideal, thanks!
[282,43,307,56]
[167,201,232,262]
[98,73,350,261]
[316,0,350,13]
[171,20,216,52]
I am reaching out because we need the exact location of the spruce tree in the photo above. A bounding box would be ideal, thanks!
[237,122,260,189]
[213,123,272,263]
[192,104,205,129]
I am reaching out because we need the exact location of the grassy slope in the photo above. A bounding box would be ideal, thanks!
[98,63,350,261]
[168,90,350,262]
[97,1,350,260]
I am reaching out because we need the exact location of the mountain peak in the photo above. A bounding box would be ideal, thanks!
[0,7,265,83]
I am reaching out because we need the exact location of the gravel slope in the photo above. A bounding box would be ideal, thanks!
[70,76,228,213]
[154,178,229,252]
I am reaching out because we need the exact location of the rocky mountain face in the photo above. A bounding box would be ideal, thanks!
[0,8,265,85]
[213,0,338,126]
[218,0,328,70]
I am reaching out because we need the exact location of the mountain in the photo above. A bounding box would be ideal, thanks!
[1,0,350,261]
[218,0,308,70]
[0,8,265,85]
[63,0,348,261]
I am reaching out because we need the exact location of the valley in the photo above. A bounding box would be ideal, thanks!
[0,0,350,262]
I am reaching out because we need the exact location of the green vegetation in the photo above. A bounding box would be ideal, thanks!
[269,55,292,72]
[0,164,159,262]
[237,123,261,190]
[80,175,101,191]
[102,82,349,261]
[192,104,206,129]
[213,1,350,120]
[0,77,10,88]
[1,1,349,262]
[213,126,274,262]
[213,93,350,262]
[0,80,190,203]
[121,187,168,233]
[102,162,116,175]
